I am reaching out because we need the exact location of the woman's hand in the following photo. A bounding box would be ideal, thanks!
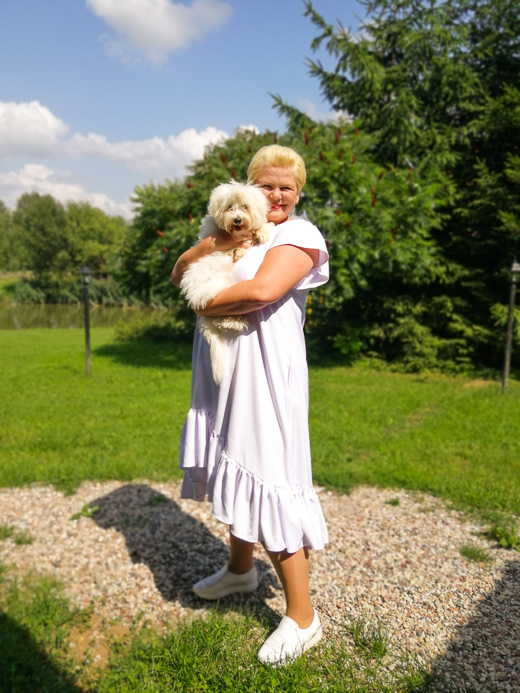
[171,228,252,286]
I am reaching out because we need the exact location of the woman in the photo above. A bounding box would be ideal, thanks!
[171,145,329,665]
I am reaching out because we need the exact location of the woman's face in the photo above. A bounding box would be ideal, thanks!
[254,166,300,225]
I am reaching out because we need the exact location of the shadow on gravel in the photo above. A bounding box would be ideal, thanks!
[426,559,520,692]
[94,340,193,371]
[0,612,83,693]
[90,483,281,625]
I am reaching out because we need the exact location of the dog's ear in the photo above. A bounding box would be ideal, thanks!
[199,215,219,240]
[207,183,233,222]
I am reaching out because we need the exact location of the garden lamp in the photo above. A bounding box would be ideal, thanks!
[79,265,92,375]
[502,260,520,392]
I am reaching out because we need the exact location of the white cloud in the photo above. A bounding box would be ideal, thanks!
[68,125,228,177]
[297,99,351,124]
[235,124,259,135]
[0,100,229,179]
[0,100,234,217]
[86,0,232,63]
[0,101,69,159]
[0,164,132,218]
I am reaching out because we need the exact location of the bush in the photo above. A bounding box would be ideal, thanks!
[11,277,144,307]
[113,310,195,343]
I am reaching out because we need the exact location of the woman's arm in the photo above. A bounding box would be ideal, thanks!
[171,230,253,286]
[197,244,319,316]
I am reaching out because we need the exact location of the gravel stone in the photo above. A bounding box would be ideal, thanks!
[0,481,518,692]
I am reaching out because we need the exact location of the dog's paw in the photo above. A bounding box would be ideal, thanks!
[255,222,276,245]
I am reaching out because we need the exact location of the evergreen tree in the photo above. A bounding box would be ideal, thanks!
[120,121,450,367]
[304,0,520,367]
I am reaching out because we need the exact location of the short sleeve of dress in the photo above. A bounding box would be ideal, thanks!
[269,219,329,290]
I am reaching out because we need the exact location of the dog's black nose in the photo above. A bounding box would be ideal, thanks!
[234,217,242,225]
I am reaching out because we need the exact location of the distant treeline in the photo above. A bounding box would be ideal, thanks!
[2,0,519,372]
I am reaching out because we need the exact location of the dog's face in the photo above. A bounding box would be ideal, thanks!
[208,181,270,239]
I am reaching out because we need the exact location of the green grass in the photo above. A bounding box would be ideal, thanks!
[0,525,14,540]
[0,563,433,692]
[310,368,520,514]
[485,519,520,551]
[458,544,493,563]
[13,530,34,546]
[0,566,85,693]
[1,328,520,514]
[0,329,191,492]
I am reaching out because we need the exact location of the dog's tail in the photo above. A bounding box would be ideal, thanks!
[198,318,227,385]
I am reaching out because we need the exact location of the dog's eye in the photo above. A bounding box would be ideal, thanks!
[243,205,248,210]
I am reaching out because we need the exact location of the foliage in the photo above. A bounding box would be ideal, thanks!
[119,115,453,368]
[304,0,520,368]
[12,193,127,299]
[458,544,493,562]
[11,275,144,306]
[13,193,71,296]
[345,616,389,660]
[0,200,29,271]
[65,200,128,276]
[69,503,100,521]
[486,519,520,551]
[0,525,14,540]
[113,309,195,344]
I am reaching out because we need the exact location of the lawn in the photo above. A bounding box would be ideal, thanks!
[1,327,519,513]
[1,327,519,692]
[0,329,191,492]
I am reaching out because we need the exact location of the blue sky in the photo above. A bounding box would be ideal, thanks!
[0,0,361,217]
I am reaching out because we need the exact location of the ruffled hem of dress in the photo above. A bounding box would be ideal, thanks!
[179,408,223,501]
[179,409,329,553]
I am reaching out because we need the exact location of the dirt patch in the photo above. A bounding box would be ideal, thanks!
[68,614,130,670]
[464,379,494,388]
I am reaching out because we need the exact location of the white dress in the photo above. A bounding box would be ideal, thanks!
[179,218,330,554]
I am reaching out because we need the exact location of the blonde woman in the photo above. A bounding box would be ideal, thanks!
[171,145,329,665]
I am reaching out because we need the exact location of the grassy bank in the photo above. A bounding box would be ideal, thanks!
[1,327,519,513]
[0,564,430,693]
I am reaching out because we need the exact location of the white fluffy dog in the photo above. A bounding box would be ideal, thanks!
[180,181,274,384]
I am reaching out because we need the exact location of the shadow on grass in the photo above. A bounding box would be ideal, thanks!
[0,612,82,693]
[94,339,193,370]
[425,558,520,692]
[91,484,281,627]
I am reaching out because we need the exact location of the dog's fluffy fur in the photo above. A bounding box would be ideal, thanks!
[180,181,274,384]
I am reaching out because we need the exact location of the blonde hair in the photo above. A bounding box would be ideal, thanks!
[247,145,306,193]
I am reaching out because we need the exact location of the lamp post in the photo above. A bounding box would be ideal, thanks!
[79,265,92,375]
[502,260,520,393]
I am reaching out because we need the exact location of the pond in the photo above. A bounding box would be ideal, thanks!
[0,303,154,330]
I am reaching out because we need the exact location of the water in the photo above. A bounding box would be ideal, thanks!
[0,303,153,330]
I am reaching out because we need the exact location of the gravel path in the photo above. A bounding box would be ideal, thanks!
[1,481,519,692]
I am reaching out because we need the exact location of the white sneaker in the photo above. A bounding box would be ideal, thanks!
[193,564,258,600]
[257,610,322,666]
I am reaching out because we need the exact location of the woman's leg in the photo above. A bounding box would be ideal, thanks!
[228,530,255,574]
[266,547,315,629]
